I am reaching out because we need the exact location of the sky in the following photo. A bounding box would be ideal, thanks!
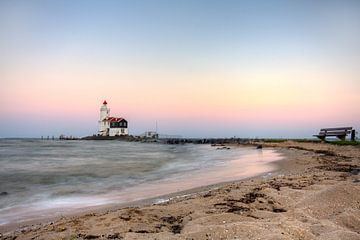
[0,0,359,138]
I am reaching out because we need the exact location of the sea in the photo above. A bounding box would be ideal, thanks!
[0,139,283,226]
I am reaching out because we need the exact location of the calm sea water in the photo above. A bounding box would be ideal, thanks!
[0,139,282,226]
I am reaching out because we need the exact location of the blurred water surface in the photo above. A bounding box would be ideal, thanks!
[0,139,281,225]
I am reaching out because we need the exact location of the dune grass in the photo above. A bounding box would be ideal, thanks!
[325,140,360,146]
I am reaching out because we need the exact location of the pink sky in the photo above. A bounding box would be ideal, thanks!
[1,60,359,138]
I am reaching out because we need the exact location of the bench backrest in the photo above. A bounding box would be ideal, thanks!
[317,127,352,136]
[320,127,352,132]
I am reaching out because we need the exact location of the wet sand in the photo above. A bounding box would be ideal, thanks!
[1,141,360,240]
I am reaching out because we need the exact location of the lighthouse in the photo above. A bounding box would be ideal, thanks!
[98,100,110,135]
[98,100,128,136]
[100,100,110,121]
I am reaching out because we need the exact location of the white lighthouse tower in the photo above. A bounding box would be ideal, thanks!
[98,100,110,136]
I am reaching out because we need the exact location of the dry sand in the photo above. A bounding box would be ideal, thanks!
[1,141,360,240]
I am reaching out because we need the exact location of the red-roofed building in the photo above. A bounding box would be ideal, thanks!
[98,101,128,136]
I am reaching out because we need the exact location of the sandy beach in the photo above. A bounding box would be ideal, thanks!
[1,141,360,240]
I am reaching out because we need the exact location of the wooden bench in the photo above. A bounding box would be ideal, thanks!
[314,127,354,141]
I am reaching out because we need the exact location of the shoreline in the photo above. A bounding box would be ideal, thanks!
[0,147,283,233]
[1,141,360,239]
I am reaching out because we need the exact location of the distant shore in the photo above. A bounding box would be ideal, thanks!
[1,141,360,240]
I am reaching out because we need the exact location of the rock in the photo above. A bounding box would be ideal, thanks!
[0,191,8,196]
[256,145,263,149]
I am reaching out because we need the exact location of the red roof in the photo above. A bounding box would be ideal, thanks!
[106,117,125,123]
[103,100,107,105]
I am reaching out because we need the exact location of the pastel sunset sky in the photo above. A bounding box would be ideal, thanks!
[0,0,359,138]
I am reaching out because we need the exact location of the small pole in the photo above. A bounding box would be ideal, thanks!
[351,129,355,141]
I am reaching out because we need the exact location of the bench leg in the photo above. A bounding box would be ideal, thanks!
[351,130,355,141]
[317,136,325,142]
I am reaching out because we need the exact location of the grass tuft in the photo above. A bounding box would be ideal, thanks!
[325,140,360,146]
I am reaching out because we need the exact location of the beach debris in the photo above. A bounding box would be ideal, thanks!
[214,198,251,214]
[134,229,150,233]
[77,233,100,239]
[171,224,182,234]
[106,232,122,239]
[160,215,177,224]
[153,198,170,205]
[159,215,185,234]
[119,214,131,221]
[216,146,230,150]
[0,235,17,240]
[227,205,251,213]
[316,163,360,173]
[211,144,225,147]
[239,192,266,204]
[213,186,289,215]
[350,168,360,175]
[55,226,67,232]
[272,208,287,213]
[130,222,162,234]
[202,191,212,198]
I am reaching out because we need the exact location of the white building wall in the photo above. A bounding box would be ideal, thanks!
[98,120,110,136]
[109,128,129,136]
